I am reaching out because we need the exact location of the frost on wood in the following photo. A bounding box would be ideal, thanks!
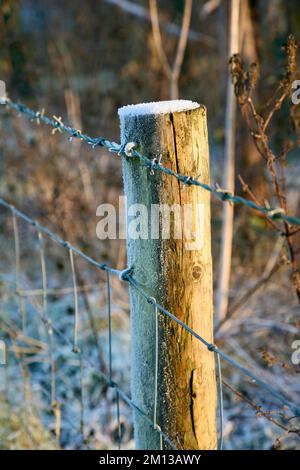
[118,99,200,118]
[120,102,217,450]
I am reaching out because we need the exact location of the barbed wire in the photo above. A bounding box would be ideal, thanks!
[1,97,300,228]
[1,197,299,426]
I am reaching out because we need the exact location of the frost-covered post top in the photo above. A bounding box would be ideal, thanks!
[118,100,204,152]
[118,99,200,119]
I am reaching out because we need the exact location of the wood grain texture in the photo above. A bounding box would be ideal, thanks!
[119,103,217,450]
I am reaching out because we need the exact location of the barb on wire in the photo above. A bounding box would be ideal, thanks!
[2,97,300,227]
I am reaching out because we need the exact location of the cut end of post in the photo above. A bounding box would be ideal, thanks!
[118,100,200,118]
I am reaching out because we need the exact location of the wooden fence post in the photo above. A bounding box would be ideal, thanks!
[118,101,217,450]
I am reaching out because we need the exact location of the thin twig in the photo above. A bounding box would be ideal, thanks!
[223,379,300,436]
[149,0,193,99]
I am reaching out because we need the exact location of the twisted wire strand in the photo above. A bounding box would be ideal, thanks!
[2,97,300,227]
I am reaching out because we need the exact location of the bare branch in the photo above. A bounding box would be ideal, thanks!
[149,0,193,99]
[149,0,171,78]
[171,0,193,99]
[200,0,221,18]
[216,0,241,325]
[103,0,215,46]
